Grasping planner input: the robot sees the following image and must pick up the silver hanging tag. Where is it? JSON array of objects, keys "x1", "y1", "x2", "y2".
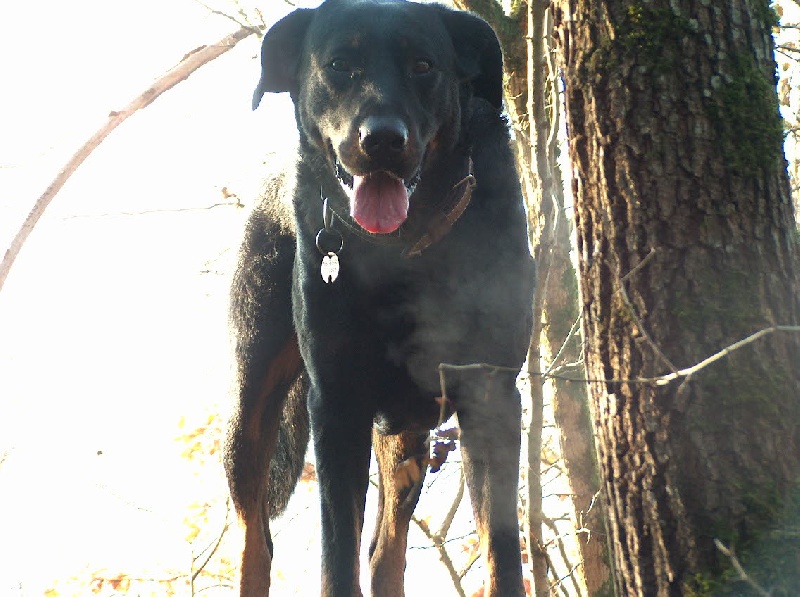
[
  {"x1": 321, "y1": 252, "x2": 340, "y2": 283},
  {"x1": 317, "y1": 195, "x2": 343, "y2": 284}
]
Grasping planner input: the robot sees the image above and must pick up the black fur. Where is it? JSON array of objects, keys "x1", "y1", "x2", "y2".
[{"x1": 225, "y1": 1, "x2": 534, "y2": 595}]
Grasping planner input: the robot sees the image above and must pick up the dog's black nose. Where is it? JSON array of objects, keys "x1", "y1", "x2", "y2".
[{"x1": 359, "y1": 117, "x2": 408, "y2": 158}]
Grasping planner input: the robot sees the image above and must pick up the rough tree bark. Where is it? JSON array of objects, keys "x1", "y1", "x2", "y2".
[{"x1": 554, "y1": 0, "x2": 800, "y2": 594}]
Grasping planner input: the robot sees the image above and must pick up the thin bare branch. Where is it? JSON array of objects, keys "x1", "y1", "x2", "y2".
[
  {"x1": 458, "y1": 545, "x2": 482, "y2": 580},
  {"x1": 193, "y1": 0, "x2": 264, "y2": 35},
  {"x1": 605, "y1": 246, "x2": 679, "y2": 373},
  {"x1": 62, "y1": 197, "x2": 242, "y2": 220},
  {"x1": 369, "y1": 472, "x2": 469, "y2": 596},
  {"x1": 619, "y1": 246, "x2": 657, "y2": 283},
  {"x1": 616, "y1": 281, "x2": 679, "y2": 374},
  {"x1": 192, "y1": 499, "x2": 232, "y2": 583},
  {"x1": 653, "y1": 325, "x2": 800, "y2": 386},
  {"x1": 437, "y1": 471, "x2": 466, "y2": 538},
  {"x1": 0, "y1": 25, "x2": 258, "y2": 293},
  {"x1": 441, "y1": 325, "x2": 800, "y2": 387},
  {"x1": 413, "y1": 511, "x2": 468, "y2": 597},
  {"x1": 714, "y1": 539, "x2": 771, "y2": 596},
  {"x1": 543, "y1": 314, "x2": 581, "y2": 376}
]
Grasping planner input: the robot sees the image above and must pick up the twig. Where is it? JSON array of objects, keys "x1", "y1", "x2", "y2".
[
  {"x1": 547, "y1": 360, "x2": 585, "y2": 376},
  {"x1": 714, "y1": 539, "x2": 771, "y2": 596},
  {"x1": 438, "y1": 470, "x2": 466, "y2": 538},
  {"x1": 195, "y1": 584, "x2": 236, "y2": 594},
  {"x1": 413, "y1": 506, "x2": 468, "y2": 596},
  {"x1": 616, "y1": 281, "x2": 679, "y2": 374},
  {"x1": 458, "y1": 544, "x2": 482, "y2": 580},
  {"x1": 441, "y1": 324, "x2": 800, "y2": 387},
  {"x1": 543, "y1": 516, "x2": 583, "y2": 596},
  {"x1": 193, "y1": 0, "x2": 263, "y2": 35},
  {"x1": 579, "y1": 490, "x2": 601, "y2": 534},
  {"x1": 652, "y1": 325, "x2": 800, "y2": 386},
  {"x1": 544, "y1": 314, "x2": 582, "y2": 376},
  {"x1": 62, "y1": 199, "x2": 242, "y2": 220},
  {"x1": 549, "y1": 563, "x2": 583, "y2": 596},
  {"x1": 619, "y1": 247, "x2": 657, "y2": 283},
  {"x1": 370, "y1": 473, "x2": 470, "y2": 597},
  {"x1": 440, "y1": 362, "x2": 520, "y2": 377},
  {"x1": 609, "y1": 249, "x2": 661, "y2": 375},
  {"x1": 0, "y1": 25, "x2": 259, "y2": 292},
  {"x1": 192, "y1": 498, "x2": 232, "y2": 583},
  {"x1": 776, "y1": 43, "x2": 800, "y2": 55}
]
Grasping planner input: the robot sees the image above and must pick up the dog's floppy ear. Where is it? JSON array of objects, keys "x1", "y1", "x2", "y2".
[
  {"x1": 253, "y1": 8, "x2": 315, "y2": 110},
  {"x1": 436, "y1": 7, "x2": 504, "y2": 111}
]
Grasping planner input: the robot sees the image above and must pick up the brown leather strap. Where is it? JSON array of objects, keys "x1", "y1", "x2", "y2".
[
  {"x1": 323, "y1": 159, "x2": 476, "y2": 258},
  {"x1": 402, "y1": 173, "x2": 476, "y2": 258}
]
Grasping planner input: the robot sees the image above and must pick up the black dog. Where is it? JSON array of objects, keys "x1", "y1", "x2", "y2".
[{"x1": 224, "y1": 1, "x2": 534, "y2": 595}]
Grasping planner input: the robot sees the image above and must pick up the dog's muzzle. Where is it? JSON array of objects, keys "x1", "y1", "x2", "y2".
[{"x1": 334, "y1": 116, "x2": 422, "y2": 234}]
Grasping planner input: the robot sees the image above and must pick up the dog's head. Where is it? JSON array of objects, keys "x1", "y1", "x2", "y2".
[{"x1": 252, "y1": 0, "x2": 503, "y2": 235}]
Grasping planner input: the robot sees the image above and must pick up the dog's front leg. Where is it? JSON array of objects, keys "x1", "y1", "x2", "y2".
[
  {"x1": 309, "y1": 388, "x2": 373, "y2": 597},
  {"x1": 369, "y1": 429, "x2": 427, "y2": 597},
  {"x1": 458, "y1": 372, "x2": 526, "y2": 597}
]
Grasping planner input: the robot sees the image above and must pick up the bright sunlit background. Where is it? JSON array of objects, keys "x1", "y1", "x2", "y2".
[
  {"x1": 4, "y1": 1, "x2": 800, "y2": 596},
  {"x1": 0, "y1": 1, "x2": 488, "y2": 596}
]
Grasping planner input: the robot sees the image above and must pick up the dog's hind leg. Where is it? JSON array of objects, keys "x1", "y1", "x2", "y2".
[
  {"x1": 225, "y1": 335, "x2": 306, "y2": 596},
  {"x1": 369, "y1": 429, "x2": 427, "y2": 597},
  {"x1": 224, "y1": 203, "x2": 308, "y2": 596},
  {"x1": 457, "y1": 371, "x2": 526, "y2": 597}
]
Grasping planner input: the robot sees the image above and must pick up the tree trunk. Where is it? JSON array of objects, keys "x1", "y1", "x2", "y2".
[
  {"x1": 554, "y1": 0, "x2": 800, "y2": 594},
  {"x1": 456, "y1": 1, "x2": 613, "y2": 593},
  {"x1": 527, "y1": 2, "x2": 613, "y2": 593},
  {"x1": 544, "y1": 201, "x2": 614, "y2": 597}
]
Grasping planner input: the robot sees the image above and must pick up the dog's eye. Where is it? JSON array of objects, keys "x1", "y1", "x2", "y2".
[
  {"x1": 412, "y1": 59, "x2": 433, "y2": 75},
  {"x1": 329, "y1": 58, "x2": 352, "y2": 73}
]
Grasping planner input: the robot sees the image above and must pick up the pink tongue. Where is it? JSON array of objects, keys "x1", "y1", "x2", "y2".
[{"x1": 351, "y1": 172, "x2": 409, "y2": 234}]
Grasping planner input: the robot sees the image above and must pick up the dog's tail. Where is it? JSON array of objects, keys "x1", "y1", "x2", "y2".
[
  {"x1": 265, "y1": 367, "x2": 309, "y2": 515},
  {"x1": 225, "y1": 291, "x2": 310, "y2": 521},
  {"x1": 225, "y1": 180, "x2": 310, "y2": 521},
  {"x1": 224, "y1": 331, "x2": 309, "y2": 521}
]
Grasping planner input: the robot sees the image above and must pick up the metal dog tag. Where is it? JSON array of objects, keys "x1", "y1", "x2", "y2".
[{"x1": 321, "y1": 252, "x2": 340, "y2": 283}]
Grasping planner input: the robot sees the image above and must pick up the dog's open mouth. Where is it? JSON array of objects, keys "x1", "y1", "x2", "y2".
[{"x1": 337, "y1": 164, "x2": 419, "y2": 234}]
